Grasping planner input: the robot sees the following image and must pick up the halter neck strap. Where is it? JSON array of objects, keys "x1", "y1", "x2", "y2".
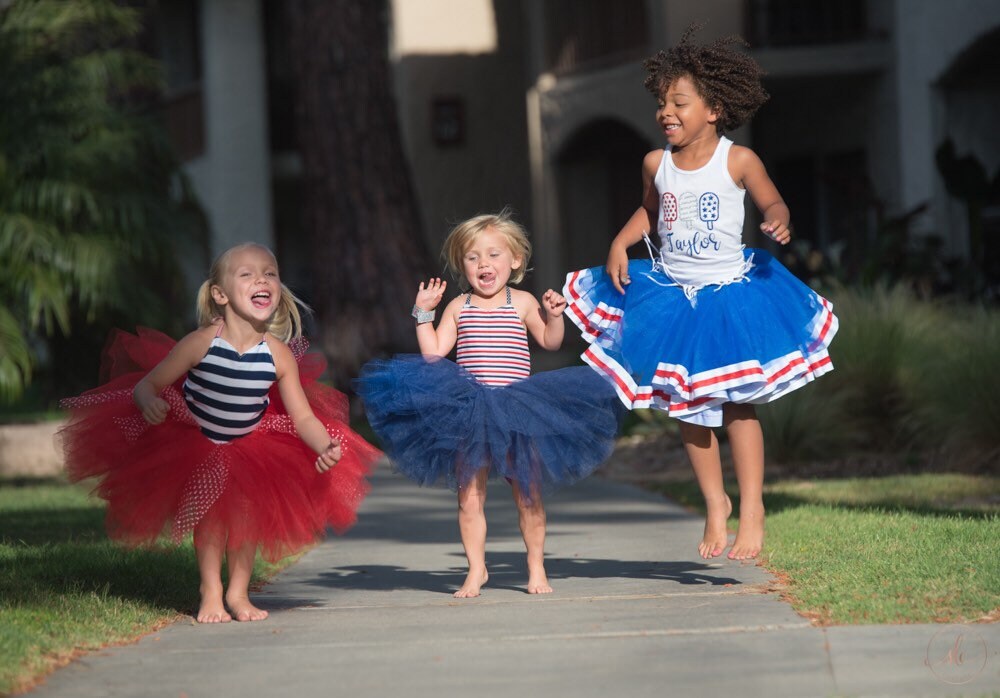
[{"x1": 463, "y1": 287, "x2": 512, "y2": 307}]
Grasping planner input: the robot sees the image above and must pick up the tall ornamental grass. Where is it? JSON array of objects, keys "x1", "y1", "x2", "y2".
[
  {"x1": 753, "y1": 285, "x2": 997, "y2": 467},
  {"x1": 902, "y1": 307, "x2": 1000, "y2": 466}
]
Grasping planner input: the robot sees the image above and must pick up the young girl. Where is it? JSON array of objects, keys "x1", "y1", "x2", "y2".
[
  {"x1": 60, "y1": 243, "x2": 378, "y2": 623},
  {"x1": 357, "y1": 212, "x2": 620, "y2": 598},
  {"x1": 563, "y1": 28, "x2": 838, "y2": 561}
]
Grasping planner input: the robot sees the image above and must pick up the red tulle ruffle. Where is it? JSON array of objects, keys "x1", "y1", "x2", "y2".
[{"x1": 60, "y1": 327, "x2": 379, "y2": 561}]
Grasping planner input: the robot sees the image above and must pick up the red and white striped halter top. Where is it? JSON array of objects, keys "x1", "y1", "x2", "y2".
[{"x1": 456, "y1": 287, "x2": 531, "y2": 387}]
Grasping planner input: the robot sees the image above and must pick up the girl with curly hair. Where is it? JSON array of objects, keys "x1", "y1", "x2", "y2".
[{"x1": 563, "y1": 26, "x2": 838, "y2": 561}]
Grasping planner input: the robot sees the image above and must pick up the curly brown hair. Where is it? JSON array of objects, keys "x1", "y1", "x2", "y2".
[{"x1": 643, "y1": 24, "x2": 769, "y2": 133}]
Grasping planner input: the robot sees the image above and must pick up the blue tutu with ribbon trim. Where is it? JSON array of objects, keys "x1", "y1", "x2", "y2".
[
  {"x1": 563, "y1": 248, "x2": 838, "y2": 427},
  {"x1": 355, "y1": 355, "x2": 622, "y2": 494}
]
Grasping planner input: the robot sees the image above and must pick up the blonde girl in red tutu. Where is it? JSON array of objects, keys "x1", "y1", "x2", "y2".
[{"x1": 61, "y1": 243, "x2": 378, "y2": 623}]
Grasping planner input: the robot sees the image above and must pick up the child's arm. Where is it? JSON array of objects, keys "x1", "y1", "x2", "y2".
[
  {"x1": 606, "y1": 149, "x2": 664, "y2": 293},
  {"x1": 269, "y1": 338, "x2": 342, "y2": 473},
  {"x1": 132, "y1": 326, "x2": 215, "y2": 424},
  {"x1": 730, "y1": 145, "x2": 791, "y2": 245},
  {"x1": 518, "y1": 289, "x2": 566, "y2": 351},
  {"x1": 414, "y1": 279, "x2": 460, "y2": 357}
]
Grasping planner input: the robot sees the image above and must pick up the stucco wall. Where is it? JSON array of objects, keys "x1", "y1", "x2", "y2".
[{"x1": 894, "y1": 0, "x2": 1000, "y2": 242}]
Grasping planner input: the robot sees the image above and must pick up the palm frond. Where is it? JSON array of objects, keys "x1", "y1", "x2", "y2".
[
  {"x1": 0, "y1": 0, "x2": 208, "y2": 404},
  {"x1": 0, "y1": 306, "x2": 33, "y2": 402}
]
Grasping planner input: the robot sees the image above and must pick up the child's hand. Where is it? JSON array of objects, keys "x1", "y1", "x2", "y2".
[
  {"x1": 542, "y1": 289, "x2": 567, "y2": 317},
  {"x1": 315, "y1": 439, "x2": 342, "y2": 473},
  {"x1": 415, "y1": 278, "x2": 447, "y2": 311},
  {"x1": 134, "y1": 381, "x2": 170, "y2": 425},
  {"x1": 137, "y1": 395, "x2": 170, "y2": 425},
  {"x1": 761, "y1": 220, "x2": 791, "y2": 245},
  {"x1": 605, "y1": 245, "x2": 631, "y2": 294}
]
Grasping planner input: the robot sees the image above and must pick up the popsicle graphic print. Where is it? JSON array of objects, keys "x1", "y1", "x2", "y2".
[
  {"x1": 700, "y1": 192, "x2": 719, "y2": 230},
  {"x1": 679, "y1": 192, "x2": 698, "y2": 229},
  {"x1": 662, "y1": 192, "x2": 677, "y2": 230}
]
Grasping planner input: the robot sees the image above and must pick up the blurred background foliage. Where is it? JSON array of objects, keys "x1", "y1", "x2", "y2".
[{"x1": 0, "y1": 0, "x2": 207, "y2": 411}]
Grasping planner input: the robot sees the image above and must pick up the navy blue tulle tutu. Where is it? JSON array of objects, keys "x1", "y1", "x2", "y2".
[
  {"x1": 356, "y1": 356, "x2": 622, "y2": 495},
  {"x1": 563, "y1": 248, "x2": 838, "y2": 427}
]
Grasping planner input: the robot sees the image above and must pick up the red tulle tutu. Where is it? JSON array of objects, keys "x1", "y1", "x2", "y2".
[{"x1": 59, "y1": 327, "x2": 380, "y2": 562}]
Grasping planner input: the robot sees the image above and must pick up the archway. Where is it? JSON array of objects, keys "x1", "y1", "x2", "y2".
[{"x1": 554, "y1": 119, "x2": 652, "y2": 274}]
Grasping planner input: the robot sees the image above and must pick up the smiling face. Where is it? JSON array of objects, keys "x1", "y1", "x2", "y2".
[
  {"x1": 461, "y1": 227, "x2": 522, "y2": 298},
  {"x1": 655, "y1": 75, "x2": 719, "y2": 148},
  {"x1": 211, "y1": 245, "x2": 281, "y2": 326}
]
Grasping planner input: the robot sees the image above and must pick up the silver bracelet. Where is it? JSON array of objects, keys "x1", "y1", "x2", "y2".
[{"x1": 411, "y1": 305, "x2": 436, "y2": 324}]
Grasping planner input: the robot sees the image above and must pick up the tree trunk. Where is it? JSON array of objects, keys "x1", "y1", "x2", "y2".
[{"x1": 285, "y1": 0, "x2": 430, "y2": 388}]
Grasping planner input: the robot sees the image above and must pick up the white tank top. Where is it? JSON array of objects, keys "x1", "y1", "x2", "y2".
[{"x1": 654, "y1": 137, "x2": 750, "y2": 296}]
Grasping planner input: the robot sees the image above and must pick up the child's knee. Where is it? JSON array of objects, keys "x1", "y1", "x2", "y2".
[
  {"x1": 515, "y1": 495, "x2": 545, "y2": 519},
  {"x1": 457, "y1": 489, "x2": 486, "y2": 515}
]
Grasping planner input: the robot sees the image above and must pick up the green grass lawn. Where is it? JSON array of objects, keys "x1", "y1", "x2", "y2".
[
  {"x1": 0, "y1": 481, "x2": 289, "y2": 695},
  {"x1": 654, "y1": 474, "x2": 1000, "y2": 625}
]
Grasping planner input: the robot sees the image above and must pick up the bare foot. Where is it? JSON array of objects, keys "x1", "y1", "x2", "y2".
[
  {"x1": 526, "y1": 565, "x2": 552, "y2": 594},
  {"x1": 453, "y1": 568, "x2": 488, "y2": 598},
  {"x1": 197, "y1": 584, "x2": 232, "y2": 624},
  {"x1": 728, "y1": 500, "x2": 765, "y2": 560},
  {"x1": 225, "y1": 593, "x2": 269, "y2": 622},
  {"x1": 698, "y1": 494, "x2": 733, "y2": 559}
]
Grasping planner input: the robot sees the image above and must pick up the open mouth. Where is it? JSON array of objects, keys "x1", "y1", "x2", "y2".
[
  {"x1": 478, "y1": 271, "x2": 496, "y2": 287},
  {"x1": 251, "y1": 290, "x2": 272, "y2": 308}
]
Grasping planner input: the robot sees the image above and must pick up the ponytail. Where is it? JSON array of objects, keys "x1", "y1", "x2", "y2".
[
  {"x1": 266, "y1": 283, "x2": 309, "y2": 343},
  {"x1": 195, "y1": 279, "x2": 222, "y2": 328}
]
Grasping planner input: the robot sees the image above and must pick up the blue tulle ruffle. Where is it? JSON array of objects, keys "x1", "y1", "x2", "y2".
[
  {"x1": 563, "y1": 248, "x2": 838, "y2": 426},
  {"x1": 356, "y1": 356, "x2": 622, "y2": 494}
]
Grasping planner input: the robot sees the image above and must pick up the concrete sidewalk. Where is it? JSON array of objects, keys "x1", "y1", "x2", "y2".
[{"x1": 30, "y1": 463, "x2": 1000, "y2": 698}]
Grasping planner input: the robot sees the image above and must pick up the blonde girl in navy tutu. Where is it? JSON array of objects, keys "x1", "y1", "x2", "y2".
[
  {"x1": 564, "y1": 27, "x2": 838, "y2": 561},
  {"x1": 61, "y1": 243, "x2": 378, "y2": 623},
  {"x1": 358, "y1": 211, "x2": 620, "y2": 597}
]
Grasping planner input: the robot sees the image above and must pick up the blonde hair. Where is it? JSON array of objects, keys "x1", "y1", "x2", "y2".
[
  {"x1": 442, "y1": 209, "x2": 532, "y2": 290},
  {"x1": 194, "y1": 242, "x2": 308, "y2": 343}
]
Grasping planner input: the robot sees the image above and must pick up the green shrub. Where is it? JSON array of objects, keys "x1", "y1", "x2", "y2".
[
  {"x1": 824, "y1": 283, "x2": 942, "y2": 448},
  {"x1": 757, "y1": 381, "x2": 863, "y2": 463},
  {"x1": 904, "y1": 306, "x2": 1000, "y2": 466}
]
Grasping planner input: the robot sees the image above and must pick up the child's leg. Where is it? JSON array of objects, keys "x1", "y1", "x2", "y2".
[
  {"x1": 679, "y1": 420, "x2": 732, "y2": 559},
  {"x1": 225, "y1": 540, "x2": 269, "y2": 621},
  {"x1": 511, "y1": 482, "x2": 551, "y2": 594},
  {"x1": 193, "y1": 527, "x2": 231, "y2": 623},
  {"x1": 723, "y1": 403, "x2": 765, "y2": 560},
  {"x1": 455, "y1": 467, "x2": 489, "y2": 598}
]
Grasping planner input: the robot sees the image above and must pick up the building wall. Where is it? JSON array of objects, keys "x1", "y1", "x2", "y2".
[
  {"x1": 390, "y1": 0, "x2": 532, "y2": 272},
  {"x1": 386, "y1": 0, "x2": 1000, "y2": 284},
  {"x1": 528, "y1": 62, "x2": 662, "y2": 285},
  {"x1": 894, "y1": 0, "x2": 1000, "y2": 251}
]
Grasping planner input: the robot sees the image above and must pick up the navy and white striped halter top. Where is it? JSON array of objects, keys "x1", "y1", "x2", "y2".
[
  {"x1": 182, "y1": 331, "x2": 277, "y2": 443},
  {"x1": 455, "y1": 287, "x2": 530, "y2": 387}
]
